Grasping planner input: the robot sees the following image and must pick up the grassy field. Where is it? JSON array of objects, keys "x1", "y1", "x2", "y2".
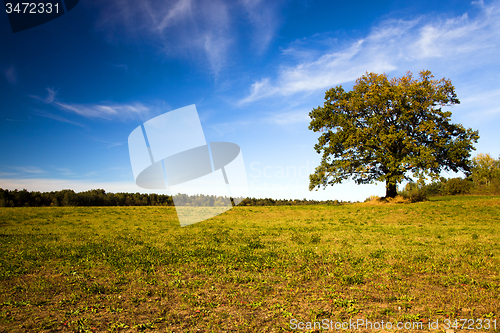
[{"x1": 0, "y1": 196, "x2": 499, "y2": 332}]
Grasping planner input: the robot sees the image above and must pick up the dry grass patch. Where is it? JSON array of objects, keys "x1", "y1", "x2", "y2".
[{"x1": 363, "y1": 194, "x2": 420, "y2": 205}]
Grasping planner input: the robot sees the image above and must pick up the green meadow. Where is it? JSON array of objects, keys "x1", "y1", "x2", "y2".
[{"x1": 0, "y1": 196, "x2": 499, "y2": 332}]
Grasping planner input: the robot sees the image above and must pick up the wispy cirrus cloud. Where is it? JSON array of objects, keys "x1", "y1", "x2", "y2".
[
  {"x1": 30, "y1": 88, "x2": 150, "y2": 121},
  {"x1": 54, "y1": 168, "x2": 75, "y2": 176},
  {"x1": 93, "y1": 0, "x2": 231, "y2": 74},
  {"x1": 459, "y1": 87, "x2": 500, "y2": 123},
  {"x1": 9, "y1": 166, "x2": 45, "y2": 174},
  {"x1": 53, "y1": 101, "x2": 149, "y2": 120},
  {"x1": 207, "y1": 108, "x2": 308, "y2": 137},
  {"x1": 208, "y1": 120, "x2": 251, "y2": 136},
  {"x1": 239, "y1": 0, "x2": 280, "y2": 54},
  {"x1": 90, "y1": 0, "x2": 281, "y2": 75},
  {"x1": 30, "y1": 87, "x2": 58, "y2": 104},
  {"x1": 264, "y1": 109, "x2": 310, "y2": 126},
  {"x1": 91, "y1": 138, "x2": 123, "y2": 149},
  {"x1": 239, "y1": 1, "x2": 500, "y2": 103}
]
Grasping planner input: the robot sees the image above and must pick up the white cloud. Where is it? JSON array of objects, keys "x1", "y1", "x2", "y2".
[
  {"x1": 92, "y1": 0, "x2": 232, "y2": 74},
  {"x1": 239, "y1": 0, "x2": 279, "y2": 53},
  {"x1": 30, "y1": 87, "x2": 57, "y2": 103},
  {"x1": 459, "y1": 88, "x2": 500, "y2": 122},
  {"x1": 55, "y1": 168, "x2": 75, "y2": 176},
  {"x1": 264, "y1": 109, "x2": 310, "y2": 126},
  {"x1": 90, "y1": 0, "x2": 281, "y2": 74},
  {"x1": 156, "y1": 0, "x2": 192, "y2": 31},
  {"x1": 202, "y1": 31, "x2": 231, "y2": 75},
  {"x1": 208, "y1": 120, "x2": 250, "y2": 136},
  {"x1": 240, "y1": 1, "x2": 500, "y2": 103},
  {"x1": 30, "y1": 88, "x2": 150, "y2": 121},
  {"x1": 91, "y1": 138, "x2": 123, "y2": 149},
  {"x1": 54, "y1": 101, "x2": 149, "y2": 120},
  {"x1": 238, "y1": 78, "x2": 278, "y2": 105},
  {"x1": 8, "y1": 166, "x2": 45, "y2": 174},
  {"x1": 43, "y1": 88, "x2": 57, "y2": 103},
  {"x1": 206, "y1": 108, "x2": 309, "y2": 138}
]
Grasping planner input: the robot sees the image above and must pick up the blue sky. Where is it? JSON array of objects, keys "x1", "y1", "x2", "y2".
[{"x1": 1, "y1": 0, "x2": 499, "y2": 201}]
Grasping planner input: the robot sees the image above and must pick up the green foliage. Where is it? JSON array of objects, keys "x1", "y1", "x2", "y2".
[
  {"x1": 309, "y1": 70, "x2": 479, "y2": 197},
  {"x1": 0, "y1": 188, "x2": 175, "y2": 207},
  {"x1": 444, "y1": 177, "x2": 473, "y2": 195},
  {"x1": 471, "y1": 154, "x2": 500, "y2": 194},
  {"x1": 238, "y1": 197, "x2": 342, "y2": 206},
  {"x1": 400, "y1": 171, "x2": 499, "y2": 198},
  {"x1": 0, "y1": 189, "x2": 346, "y2": 207},
  {"x1": 400, "y1": 181, "x2": 428, "y2": 202},
  {"x1": 424, "y1": 177, "x2": 447, "y2": 196}
]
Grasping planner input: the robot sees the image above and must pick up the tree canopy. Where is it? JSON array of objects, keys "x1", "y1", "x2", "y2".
[
  {"x1": 471, "y1": 153, "x2": 500, "y2": 187},
  {"x1": 308, "y1": 70, "x2": 480, "y2": 198}
]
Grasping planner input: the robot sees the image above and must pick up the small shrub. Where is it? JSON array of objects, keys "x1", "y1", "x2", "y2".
[
  {"x1": 399, "y1": 182, "x2": 427, "y2": 202},
  {"x1": 425, "y1": 177, "x2": 447, "y2": 195},
  {"x1": 444, "y1": 177, "x2": 472, "y2": 195},
  {"x1": 364, "y1": 195, "x2": 380, "y2": 203}
]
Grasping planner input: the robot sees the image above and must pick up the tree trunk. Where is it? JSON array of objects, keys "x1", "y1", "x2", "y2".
[{"x1": 385, "y1": 182, "x2": 398, "y2": 198}]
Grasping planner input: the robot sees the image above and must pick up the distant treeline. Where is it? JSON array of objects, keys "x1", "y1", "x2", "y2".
[
  {"x1": 3, "y1": 154, "x2": 498, "y2": 207},
  {"x1": 0, "y1": 188, "x2": 344, "y2": 207}
]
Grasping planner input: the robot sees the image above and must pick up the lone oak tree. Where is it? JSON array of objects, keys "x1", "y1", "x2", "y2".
[{"x1": 308, "y1": 70, "x2": 479, "y2": 198}]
